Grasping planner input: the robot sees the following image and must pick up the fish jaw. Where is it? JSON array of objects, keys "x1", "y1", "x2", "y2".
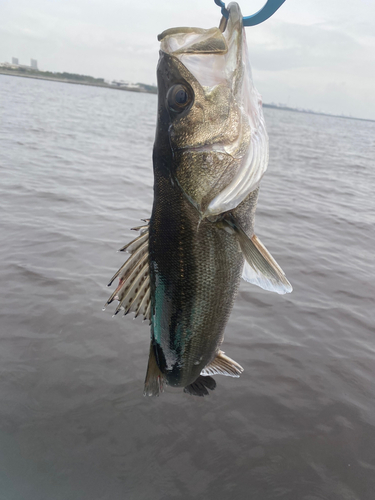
[{"x1": 156, "y1": 2, "x2": 269, "y2": 218}]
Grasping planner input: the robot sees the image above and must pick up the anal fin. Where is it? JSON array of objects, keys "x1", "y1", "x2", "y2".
[
  {"x1": 144, "y1": 343, "x2": 165, "y2": 397},
  {"x1": 200, "y1": 350, "x2": 243, "y2": 378}
]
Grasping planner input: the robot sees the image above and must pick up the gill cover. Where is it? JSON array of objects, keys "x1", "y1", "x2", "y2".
[{"x1": 158, "y1": 2, "x2": 269, "y2": 217}]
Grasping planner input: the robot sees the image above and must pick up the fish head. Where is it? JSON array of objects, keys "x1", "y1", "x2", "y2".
[{"x1": 154, "y1": 2, "x2": 268, "y2": 217}]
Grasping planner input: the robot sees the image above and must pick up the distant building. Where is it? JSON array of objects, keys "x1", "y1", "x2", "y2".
[
  {"x1": 4, "y1": 57, "x2": 39, "y2": 71},
  {"x1": 111, "y1": 80, "x2": 140, "y2": 89}
]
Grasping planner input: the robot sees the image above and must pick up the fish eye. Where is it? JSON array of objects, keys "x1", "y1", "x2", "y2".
[{"x1": 167, "y1": 84, "x2": 192, "y2": 113}]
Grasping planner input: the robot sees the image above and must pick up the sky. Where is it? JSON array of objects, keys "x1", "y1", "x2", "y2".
[{"x1": 1, "y1": 0, "x2": 375, "y2": 119}]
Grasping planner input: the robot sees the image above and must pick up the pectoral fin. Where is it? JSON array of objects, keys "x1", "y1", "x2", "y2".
[
  {"x1": 144, "y1": 343, "x2": 165, "y2": 397},
  {"x1": 224, "y1": 215, "x2": 292, "y2": 295},
  {"x1": 200, "y1": 350, "x2": 243, "y2": 378}
]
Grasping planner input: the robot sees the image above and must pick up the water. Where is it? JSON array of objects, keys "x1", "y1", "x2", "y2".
[{"x1": 1, "y1": 73, "x2": 375, "y2": 499}]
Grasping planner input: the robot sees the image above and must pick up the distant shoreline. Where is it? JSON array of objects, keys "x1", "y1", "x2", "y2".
[
  {"x1": 262, "y1": 103, "x2": 375, "y2": 124},
  {"x1": 1, "y1": 69, "x2": 373, "y2": 123},
  {"x1": 0, "y1": 69, "x2": 156, "y2": 95}
]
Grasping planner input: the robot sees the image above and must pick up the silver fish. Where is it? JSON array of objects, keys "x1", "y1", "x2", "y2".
[{"x1": 106, "y1": 2, "x2": 292, "y2": 397}]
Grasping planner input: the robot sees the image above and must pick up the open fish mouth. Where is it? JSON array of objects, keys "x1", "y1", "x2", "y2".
[{"x1": 158, "y1": 2, "x2": 269, "y2": 218}]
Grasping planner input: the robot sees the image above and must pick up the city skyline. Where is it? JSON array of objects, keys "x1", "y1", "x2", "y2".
[
  {"x1": 3, "y1": 57, "x2": 374, "y2": 122},
  {"x1": 1, "y1": 0, "x2": 374, "y2": 120}
]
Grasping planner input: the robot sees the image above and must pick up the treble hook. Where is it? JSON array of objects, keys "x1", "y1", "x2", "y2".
[{"x1": 214, "y1": 0, "x2": 286, "y2": 26}]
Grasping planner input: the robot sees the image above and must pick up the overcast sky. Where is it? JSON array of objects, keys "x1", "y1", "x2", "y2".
[{"x1": 1, "y1": 0, "x2": 375, "y2": 119}]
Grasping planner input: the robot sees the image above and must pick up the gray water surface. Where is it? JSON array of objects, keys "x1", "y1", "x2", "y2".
[{"x1": 1, "y1": 73, "x2": 375, "y2": 500}]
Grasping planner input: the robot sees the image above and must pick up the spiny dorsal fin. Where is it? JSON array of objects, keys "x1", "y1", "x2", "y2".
[
  {"x1": 105, "y1": 220, "x2": 151, "y2": 321},
  {"x1": 200, "y1": 350, "x2": 243, "y2": 378},
  {"x1": 144, "y1": 343, "x2": 165, "y2": 397},
  {"x1": 184, "y1": 376, "x2": 216, "y2": 397},
  {"x1": 223, "y1": 215, "x2": 292, "y2": 295}
]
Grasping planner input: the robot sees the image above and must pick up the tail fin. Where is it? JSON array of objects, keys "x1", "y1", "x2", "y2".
[{"x1": 184, "y1": 376, "x2": 216, "y2": 397}]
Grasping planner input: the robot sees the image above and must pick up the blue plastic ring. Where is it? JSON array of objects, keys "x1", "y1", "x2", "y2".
[{"x1": 214, "y1": 0, "x2": 286, "y2": 26}]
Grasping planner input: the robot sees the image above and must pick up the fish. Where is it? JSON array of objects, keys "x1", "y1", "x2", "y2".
[{"x1": 105, "y1": 2, "x2": 292, "y2": 397}]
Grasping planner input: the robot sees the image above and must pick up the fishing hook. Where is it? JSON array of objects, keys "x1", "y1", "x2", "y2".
[{"x1": 214, "y1": 0, "x2": 286, "y2": 26}]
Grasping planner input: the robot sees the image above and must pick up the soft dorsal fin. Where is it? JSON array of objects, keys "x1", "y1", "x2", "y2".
[
  {"x1": 200, "y1": 350, "x2": 243, "y2": 378},
  {"x1": 223, "y1": 215, "x2": 292, "y2": 295},
  {"x1": 144, "y1": 343, "x2": 165, "y2": 397}
]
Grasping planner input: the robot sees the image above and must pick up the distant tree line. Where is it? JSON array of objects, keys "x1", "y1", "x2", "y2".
[
  {"x1": 1, "y1": 65, "x2": 157, "y2": 94},
  {"x1": 2, "y1": 66, "x2": 105, "y2": 83},
  {"x1": 137, "y1": 83, "x2": 157, "y2": 94}
]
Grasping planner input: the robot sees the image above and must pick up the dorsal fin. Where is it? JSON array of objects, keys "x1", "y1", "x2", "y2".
[
  {"x1": 105, "y1": 220, "x2": 151, "y2": 322},
  {"x1": 200, "y1": 350, "x2": 243, "y2": 378},
  {"x1": 144, "y1": 343, "x2": 165, "y2": 397}
]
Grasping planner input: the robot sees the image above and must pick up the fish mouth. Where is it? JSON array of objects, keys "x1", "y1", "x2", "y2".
[
  {"x1": 173, "y1": 142, "x2": 231, "y2": 155},
  {"x1": 159, "y1": 2, "x2": 269, "y2": 217},
  {"x1": 159, "y1": 3, "x2": 243, "y2": 90}
]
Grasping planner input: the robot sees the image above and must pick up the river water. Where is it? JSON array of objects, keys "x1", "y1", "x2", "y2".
[{"x1": 1, "y1": 73, "x2": 375, "y2": 499}]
